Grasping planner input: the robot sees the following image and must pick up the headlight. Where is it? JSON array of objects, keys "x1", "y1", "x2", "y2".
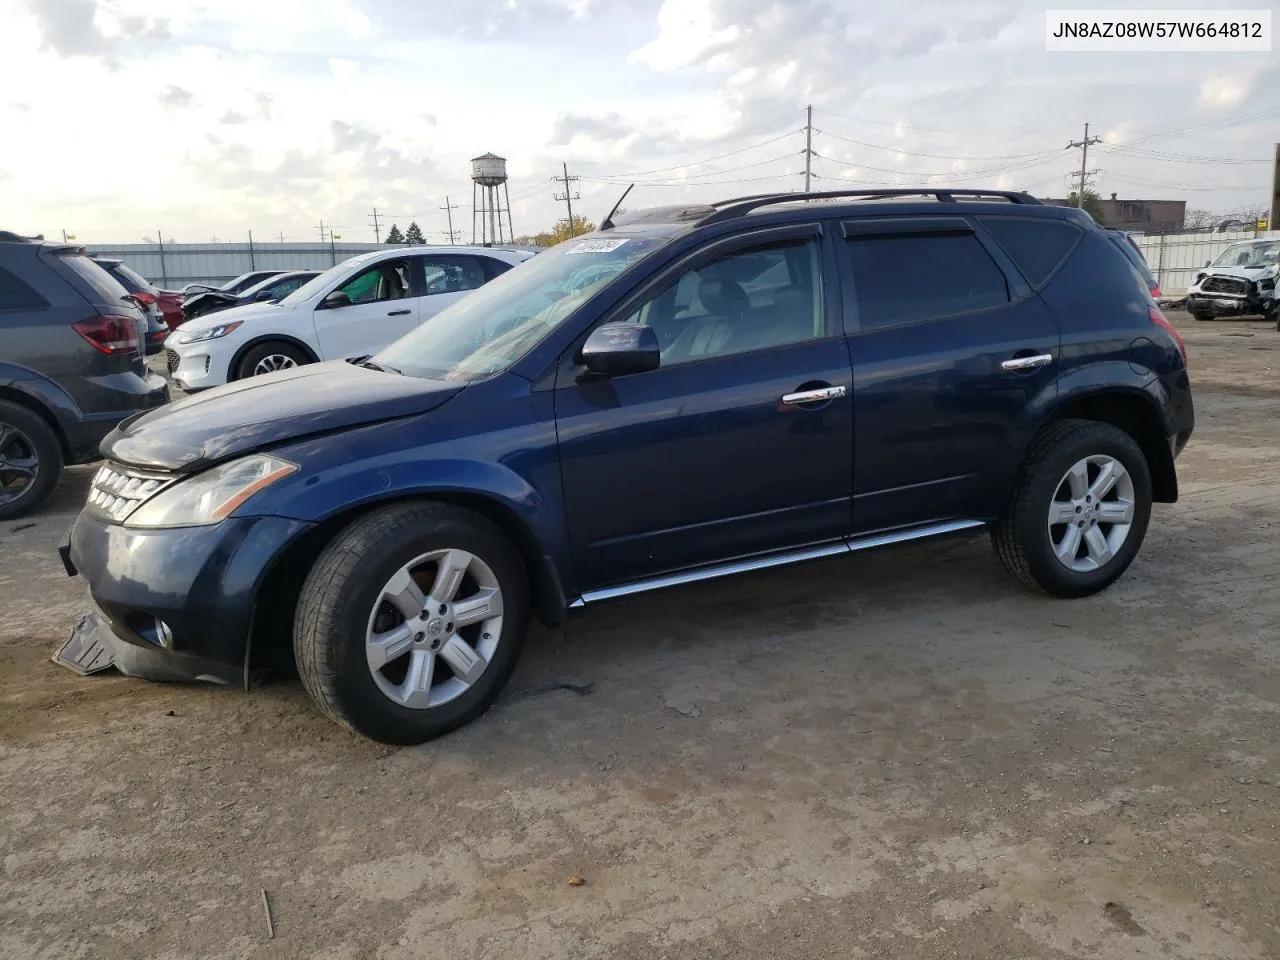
[
  {"x1": 176, "y1": 320, "x2": 243, "y2": 344},
  {"x1": 125, "y1": 454, "x2": 297, "y2": 528}
]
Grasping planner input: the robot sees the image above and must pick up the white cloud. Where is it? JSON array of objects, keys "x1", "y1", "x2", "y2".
[
  {"x1": 628, "y1": 0, "x2": 740, "y2": 71},
  {"x1": 329, "y1": 57, "x2": 359, "y2": 80},
  {"x1": 1198, "y1": 71, "x2": 1255, "y2": 108}
]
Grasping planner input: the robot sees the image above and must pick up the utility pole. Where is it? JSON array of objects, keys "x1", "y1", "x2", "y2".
[
  {"x1": 248, "y1": 230, "x2": 255, "y2": 268},
  {"x1": 554, "y1": 163, "x2": 581, "y2": 237},
  {"x1": 369, "y1": 208, "x2": 381, "y2": 244},
  {"x1": 329, "y1": 230, "x2": 340, "y2": 266},
  {"x1": 1065, "y1": 122, "x2": 1102, "y2": 207},
  {"x1": 157, "y1": 229, "x2": 169, "y2": 287},
  {"x1": 804, "y1": 104, "x2": 814, "y2": 193},
  {"x1": 278, "y1": 231, "x2": 285, "y2": 243},
  {"x1": 440, "y1": 195, "x2": 460, "y2": 245},
  {"x1": 316, "y1": 220, "x2": 327, "y2": 243}
]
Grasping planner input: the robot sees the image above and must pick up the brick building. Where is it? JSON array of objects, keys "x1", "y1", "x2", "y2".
[{"x1": 1043, "y1": 195, "x2": 1187, "y2": 234}]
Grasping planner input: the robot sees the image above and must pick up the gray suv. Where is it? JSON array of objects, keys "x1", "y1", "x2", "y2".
[{"x1": 0, "y1": 232, "x2": 169, "y2": 519}]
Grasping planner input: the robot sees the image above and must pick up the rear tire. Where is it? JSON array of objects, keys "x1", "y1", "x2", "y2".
[
  {"x1": 992, "y1": 419, "x2": 1152, "y2": 598},
  {"x1": 0, "y1": 401, "x2": 63, "y2": 521},
  {"x1": 294, "y1": 502, "x2": 530, "y2": 745},
  {"x1": 235, "y1": 341, "x2": 311, "y2": 380},
  {"x1": 1189, "y1": 310, "x2": 1213, "y2": 322}
]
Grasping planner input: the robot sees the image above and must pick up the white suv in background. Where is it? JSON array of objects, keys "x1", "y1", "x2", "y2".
[{"x1": 165, "y1": 245, "x2": 534, "y2": 389}]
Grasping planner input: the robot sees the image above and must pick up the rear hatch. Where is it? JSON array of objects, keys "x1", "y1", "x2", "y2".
[{"x1": 44, "y1": 248, "x2": 148, "y2": 375}]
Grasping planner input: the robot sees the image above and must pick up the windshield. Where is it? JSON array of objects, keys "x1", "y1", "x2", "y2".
[
  {"x1": 278, "y1": 256, "x2": 373, "y2": 306},
  {"x1": 374, "y1": 235, "x2": 669, "y2": 381},
  {"x1": 1211, "y1": 241, "x2": 1280, "y2": 269}
]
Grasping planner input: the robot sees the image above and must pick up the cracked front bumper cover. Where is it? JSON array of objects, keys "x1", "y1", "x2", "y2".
[{"x1": 53, "y1": 611, "x2": 239, "y2": 686}]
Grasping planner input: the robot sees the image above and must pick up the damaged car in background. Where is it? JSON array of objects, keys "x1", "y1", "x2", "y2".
[{"x1": 1186, "y1": 239, "x2": 1279, "y2": 322}]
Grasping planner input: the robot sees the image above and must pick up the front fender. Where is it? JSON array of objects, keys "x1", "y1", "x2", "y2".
[{"x1": 242, "y1": 380, "x2": 574, "y2": 599}]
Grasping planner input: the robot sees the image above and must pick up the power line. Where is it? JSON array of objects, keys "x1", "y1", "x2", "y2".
[
  {"x1": 581, "y1": 172, "x2": 803, "y2": 188},
  {"x1": 584, "y1": 128, "x2": 801, "y2": 179},
  {"x1": 809, "y1": 149, "x2": 1061, "y2": 181},
  {"x1": 1097, "y1": 145, "x2": 1269, "y2": 164},
  {"x1": 811, "y1": 106, "x2": 1072, "y2": 136},
  {"x1": 814, "y1": 127, "x2": 1058, "y2": 162}
]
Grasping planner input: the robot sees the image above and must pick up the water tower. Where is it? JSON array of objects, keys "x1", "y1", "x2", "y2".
[{"x1": 471, "y1": 152, "x2": 513, "y2": 245}]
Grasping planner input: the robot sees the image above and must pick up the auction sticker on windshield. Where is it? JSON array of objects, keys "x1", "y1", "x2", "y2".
[{"x1": 566, "y1": 238, "x2": 630, "y2": 255}]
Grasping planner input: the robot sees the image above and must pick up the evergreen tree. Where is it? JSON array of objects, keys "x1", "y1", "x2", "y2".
[
  {"x1": 404, "y1": 221, "x2": 425, "y2": 245},
  {"x1": 384, "y1": 223, "x2": 405, "y2": 244}
]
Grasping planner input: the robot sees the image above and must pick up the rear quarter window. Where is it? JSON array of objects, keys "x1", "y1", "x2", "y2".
[
  {"x1": 56, "y1": 254, "x2": 131, "y2": 306},
  {"x1": 978, "y1": 217, "x2": 1082, "y2": 288},
  {"x1": 0, "y1": 265, "x2": 49, "y2": 311}
]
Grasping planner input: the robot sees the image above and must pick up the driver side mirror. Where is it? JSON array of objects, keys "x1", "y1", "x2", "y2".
[
  {"x1": 1204, "y1": 260, "x2": 1211, "y2": 267},
  {"x1": 321, "y1": 290, "x2": 353, "y2": 309},
  {"x1": 253, "y1": 289, "x2": 276, "y2": 302},
  {"x1": 580, "y1": 322, "x2": 660, "y2": 379}
]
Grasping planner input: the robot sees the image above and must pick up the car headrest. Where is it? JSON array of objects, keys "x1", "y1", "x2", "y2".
[{"x1": 697, "y1": 278, "x2": 749, "y2": 318}]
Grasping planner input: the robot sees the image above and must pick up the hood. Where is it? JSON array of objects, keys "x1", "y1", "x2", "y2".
[
  {"x1": 176, "y1": 299, "x2": 280, "y2": 334},
  {"x1": 1202, "y1": 265, "x2": 1277, "y2": 281},
  {"x1": 103, "y1": 360, "x2": 464, "y2": 471}
]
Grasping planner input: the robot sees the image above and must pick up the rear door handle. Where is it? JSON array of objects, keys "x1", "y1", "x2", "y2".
[
  {"x1": 1001, "y1": 353, "x2": 1053, "y2": 372},
  {"x1": 781, "y1": 385, "x2": 847, "y2": 406},
  {"x1": 387, "y1": 309, "x2": 412, "y2": 316}
]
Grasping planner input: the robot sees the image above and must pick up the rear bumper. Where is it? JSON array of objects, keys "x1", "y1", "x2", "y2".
[
  {"x1": 61, "y1": 371, "x2": 170, "y2": 463},
  {"x1": 59, "y1": 510, "x2": 313, "y2": 685}
]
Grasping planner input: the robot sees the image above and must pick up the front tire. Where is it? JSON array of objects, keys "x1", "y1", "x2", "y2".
[
  {"x1": 1189, "y1": 310, "x2": 1213, "y2": 322},
  {"x1": 294, "y1": 502, "x2": 530, "y2": 744},
  {"x1": 235, "y1": 341, "x2": 311, "y2": 380},
  {"x1": 993, "y1": 419, "x2": 1152, "y2": 598},
  {"x1": 0, "y1": 401, "x2": 63, "y2": 521}
]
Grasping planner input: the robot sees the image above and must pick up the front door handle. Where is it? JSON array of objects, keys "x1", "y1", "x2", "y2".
[
  {"x1": 1001, "y1": 353, "x2": 1053, "y2": 372},
  {"x1": 781, "y1": 385, "x2": 847, "y2": 406},
  {"x1": 387, "y1": 309, "x2": 412, "y2": 316}
]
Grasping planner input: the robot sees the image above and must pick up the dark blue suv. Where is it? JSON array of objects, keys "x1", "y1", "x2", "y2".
[{"x1": 56, "y1": 190, "x2": 1194, "y2": 744}]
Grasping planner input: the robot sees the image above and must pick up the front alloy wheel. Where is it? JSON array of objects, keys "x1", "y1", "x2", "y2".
[
  {"x1": 365, "y1": 549, "x2": 505, "y2": 710},
  {"x1": 295, "y1": 502, "x2": 529, "y2": 744}
]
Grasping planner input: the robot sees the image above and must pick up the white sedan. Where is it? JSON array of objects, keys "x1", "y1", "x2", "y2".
[{"x1": 165, "y1": 246, "x2": 534, "y2": 390}]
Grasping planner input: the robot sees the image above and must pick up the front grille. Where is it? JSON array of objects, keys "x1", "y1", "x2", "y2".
[
  {"x1": 86, "y1": 463, "x2": 176, "y2": 523},
  {"x1": 165, "y1": 348, "x2": 180, "y2": 374},
  {"x1": 1202, "y1": 275, "x2": 1251, "y2": 296}
]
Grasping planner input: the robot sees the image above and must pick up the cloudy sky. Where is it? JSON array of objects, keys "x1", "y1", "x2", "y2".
[{"x1": 0, "y1": 0, "x2": 1276, "y2": 244}]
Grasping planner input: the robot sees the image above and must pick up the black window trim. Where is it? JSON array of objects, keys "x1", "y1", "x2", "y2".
[
  {"x1": 975, "y1": 214, "x2": 1084, "y2": 292},
  {"x1": 837, "y1": 215, "x2": 1033, "y2": 335},
  {"x1": 550, "y1": 222, "x2": 837, "y2": 387}
]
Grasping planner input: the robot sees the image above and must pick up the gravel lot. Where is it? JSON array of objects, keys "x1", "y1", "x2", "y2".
[{"x1": 2, "y1": 311, "x2": 1278, "y2": 960}]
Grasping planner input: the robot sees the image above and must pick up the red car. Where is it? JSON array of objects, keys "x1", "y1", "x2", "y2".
[{"x1": 155, "y1": 289, "x2": 185, "y2": 330}]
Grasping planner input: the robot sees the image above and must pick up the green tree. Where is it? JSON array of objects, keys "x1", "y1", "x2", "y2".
[
  {"x1": 514, "y1": 216, "x2": 597, "y2": 248},
  {"x1": 404, "y1": 221, "x2": 425, "y2": 245},
  {"x1": 1067, "y1": 190, "x2": 1107, "y2": 224},
  {"x1": 384, "y1": 223, "x2": 405, "y2": 244}
]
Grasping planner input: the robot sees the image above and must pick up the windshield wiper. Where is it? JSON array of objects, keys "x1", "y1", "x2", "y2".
[{"x1": 353, "y1": 357, "x2": 402, "y2": 375}]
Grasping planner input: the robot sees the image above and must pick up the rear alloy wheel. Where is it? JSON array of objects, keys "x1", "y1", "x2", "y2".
[
  {"x1": 294, "y1": 503, "x2": 529, "y2": 744},
  {"x1": 0, "y1": 401, "x2": 63, "y2": 521},
  {"x1": 993, "y1": 419, "x2": 1152, "y2": 598},
  {"x1": 236, "y1": 341, "x2": 310, "y2": 380}
]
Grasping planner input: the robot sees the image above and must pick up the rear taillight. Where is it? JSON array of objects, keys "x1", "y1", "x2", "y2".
[
  {"x1": 1149, "y1": 305, "x2": 1186, "y2": 364},
  {"x1": 1151, "y1": 285, "x2": 1162, "y2": 298},
  {"x1": 72, "y1": 315, "x2": 140, "y2": 356},
  {"x1": 132, "y1": 290, "x2": 157, "y2": 306}
]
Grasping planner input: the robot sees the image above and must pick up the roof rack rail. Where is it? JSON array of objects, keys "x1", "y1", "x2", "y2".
[{"x1": 697, "y1": 189, "x2": 1041, "y2": 226}]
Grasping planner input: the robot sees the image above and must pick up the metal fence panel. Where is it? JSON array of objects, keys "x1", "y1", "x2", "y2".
[
  {"x1": 1133, "y1": 230, "x2": 1280, "y2": 295},
  {"x1": 82, "y1": 242, "x2": 391, "y2": 288}
]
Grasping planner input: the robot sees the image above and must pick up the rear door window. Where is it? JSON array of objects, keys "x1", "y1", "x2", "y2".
[
  {"x1": 845, "y1": 232, "x2": 1010, "y2": 329},
  {"x1": 978, "y1": 217, "x2": 1081, "y2": 288},
  {"x1": 0, "y1": 265, "x2": 49, "y2": 311},
  {"x1": 421, "y1": 256, "x2": 487, "y2": 296}
]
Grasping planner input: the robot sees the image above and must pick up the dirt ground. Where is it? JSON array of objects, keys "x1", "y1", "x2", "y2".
[{"x1": 2, "y1": 311, "x2": 1278, "y2": 960}]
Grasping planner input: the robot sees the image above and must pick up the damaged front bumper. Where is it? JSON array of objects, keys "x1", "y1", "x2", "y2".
[{"x1": 54, "y1": 609, "x2": 240, "y2": 686}]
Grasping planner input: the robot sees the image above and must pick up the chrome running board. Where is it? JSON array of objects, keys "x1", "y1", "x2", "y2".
[{"x1": 569, "y1": 519, "x2": 986, "y2": 608}]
